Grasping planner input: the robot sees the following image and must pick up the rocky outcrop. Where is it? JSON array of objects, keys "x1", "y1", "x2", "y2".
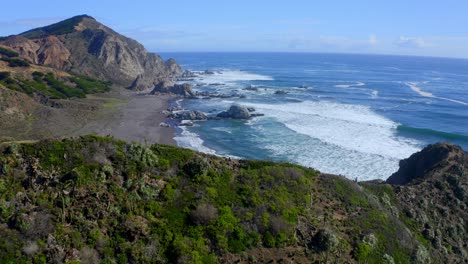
[
  {"x1": 168, "y1": 110, "x2": 208, "y2": 121},
  {"x1": 387, "y1": 142, "x2": 467, "y2": 185},
  {"x1": 0, "y1": 36, "x2": 39, "y2": 63},
  {"x1": 36, "y1": 36, "x2": 71, "y2": 69},
  {"x1": 0, "y1": 15, "x2": 181, "y2": 91},
  {"x1": 151, "y1": 82, "x2": 195, "y2": 97},
  {"x1": 275, "y1": 90, "x2": 288, "y2": 95},
  {"x1": 217, "y1": 104, "x2": 251, "y2": 119},
  {"x1": 217, "y1": 104, "x2": 264, "y2": 119},
  {"x1": 386, "y1": 142, "x2": 468, "y2": 263}
]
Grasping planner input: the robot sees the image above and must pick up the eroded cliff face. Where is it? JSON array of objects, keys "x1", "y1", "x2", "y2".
[{"x1": 0, "y1": 15, "x2": 181, "y2": 91}]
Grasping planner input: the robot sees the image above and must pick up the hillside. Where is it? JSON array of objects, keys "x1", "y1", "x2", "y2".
[
  {"x1": 0, "y1": 136, "x2": 466, "y2": 263},
  {"x1": 0, "y1": 15, "x2": 181, "y2": 91},
  {"x1": 0, "y1": 15, "x2": 183, "y2": 143}
]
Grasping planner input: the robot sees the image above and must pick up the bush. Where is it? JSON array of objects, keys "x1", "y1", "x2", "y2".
[
  {"x1": 190, "y1": 203, "x2": 218, "y2": 225},
  {"x1": 0, "y1": 71, "x2": 10, "y2": 81},
  {"x1": 1, "y1": 58, "x2": 30, "y2": 67},
  {"x1": 354, "y1": 242, "x2": 372, "y2": 261}
]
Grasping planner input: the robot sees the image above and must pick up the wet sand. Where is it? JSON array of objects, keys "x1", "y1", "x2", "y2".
[{"x1": 74, "y1": 93, "x2": 176, "y2": 145}]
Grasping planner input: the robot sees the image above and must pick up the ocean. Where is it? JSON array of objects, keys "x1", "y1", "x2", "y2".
[{"x1": 160, "y1": 52, "x2": 468, "y2": 180}]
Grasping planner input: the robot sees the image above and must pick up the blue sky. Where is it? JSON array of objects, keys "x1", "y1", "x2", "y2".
[{"x1": 1, "y1": 0, "x2": 468, "y2": 58}]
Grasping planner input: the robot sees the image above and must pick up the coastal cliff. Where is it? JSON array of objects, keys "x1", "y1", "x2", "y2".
[{"x1": 0, "y1": 136, "x2": 466, "y2": 263}]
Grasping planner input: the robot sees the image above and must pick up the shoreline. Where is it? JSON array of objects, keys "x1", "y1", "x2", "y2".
[{"x1": 73, "y1": 92, "x2": 177, "y2": 146}]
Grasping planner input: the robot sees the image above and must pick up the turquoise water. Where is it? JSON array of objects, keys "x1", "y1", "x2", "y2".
[{"x1": 160, "y1": 52, "x2": 468, "y2": 180}]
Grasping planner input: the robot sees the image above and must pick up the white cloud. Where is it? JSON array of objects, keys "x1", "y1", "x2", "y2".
[
  {"x1": 319, "y1": 36, "x2": 351, "y2": 47},
  {"x1": 317, "y1": 35, "x2": 378, "y2": 50},
  {"x1": 368, "y1": 35, "x2": 378, "y2": 45},
  {"x1": 395, "y1": 36, "x2": 430, "y2": 48}
]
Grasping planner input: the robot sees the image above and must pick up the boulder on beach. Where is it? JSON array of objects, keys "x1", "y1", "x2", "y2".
[
  {"x1": 168, "y1": 110, "x2": 208, "y2": 121},
  {"x1": 151, "y1": 82, "x2": 195, "y2": 97}
]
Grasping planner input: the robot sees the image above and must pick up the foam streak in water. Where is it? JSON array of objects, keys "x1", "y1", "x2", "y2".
[
  {"x1": 192, "y1": 70, "x2": 273, "y2": 84},
  {"x1": 406, "y1": 82, "x2": 468, "y2": 106}
]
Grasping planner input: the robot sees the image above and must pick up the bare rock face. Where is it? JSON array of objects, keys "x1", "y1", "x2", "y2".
[
  {"x1": 37, "y1": 36, "x2": 71, "y2": 69},
  {"x1": 387, "y1": 142, "x2": 468, "y2": 263},
  {"x1": 0, "y1": 15, "x2": 181, "y2": 91},
  {"x1": 387, "y1": 142, "x2": 467, "y2": 185},
  {"x1": 0, "y1": 36, "x2": 39, "y2": 63}
]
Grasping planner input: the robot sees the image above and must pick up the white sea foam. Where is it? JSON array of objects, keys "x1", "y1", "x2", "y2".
[
  {"x1": 244, "y1": 101, "x2": 421, "y2": 159},
  {"x1": 174, "y1": 126, "x2": 217, "y2": 155},
  {"x1": 371, "y1": 90, "x2": 379, "y2": 98},
  {"x1": 334, "y1": 82, "x2": 366, "y2": 89},
  {"x1": 334, "y1": 84, "x2": 352, "y2": 88},
  {"x1": 193, "y1": 70, "x2": 273, "y2": 85},
  {"x1": 406, "y1": 82, "x2": 468, "y2": 106},
  {"x1": 244, "y1": 101, "x2": 422, "y2": 179}
]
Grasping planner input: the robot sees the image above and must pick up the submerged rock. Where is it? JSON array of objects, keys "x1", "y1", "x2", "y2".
[
  {"x1": 275, "y1": 90, "x2": 288, "y2": 95},
  {"x1": 243, "y1": 85, "x2": 258, "y2": 91}
]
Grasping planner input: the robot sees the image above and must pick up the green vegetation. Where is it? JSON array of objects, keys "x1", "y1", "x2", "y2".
[
  {"x1": 0, "y1": 71, "x2": 111, "y2": 99},
  {"x1": 0, "y1": 46, "x2": 19, "y2": 58},
  {"x1": 0, "y1": 57, "x2": 30, "y2": 67},
  {"x1": 20, "y1": 15, "x2": 93, "y2": 39},
  {"x1": 0, "y1": 136, "x2": 452, "y2": 263},
  {"x1": 0, "y1": 136, "x2": 318, "y2": 263}
]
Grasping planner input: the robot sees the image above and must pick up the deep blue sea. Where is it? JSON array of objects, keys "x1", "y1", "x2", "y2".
[{"x1": 160, "y1": 52, "x2": 468, "y2": 180}]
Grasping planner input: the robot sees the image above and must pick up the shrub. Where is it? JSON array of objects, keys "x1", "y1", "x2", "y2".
[
  {"x1": 190, "y1": 203, "x2": 218, "y2": 225},
  {"x1": 354, "y1": 242, "x2": 372, "y2": 261},
  {"x1": 1, "y1": 58, "x2": 29, "y2": 67},
  {"x1": 0, "y1": 71, "x2": 10, "y2": 80}
]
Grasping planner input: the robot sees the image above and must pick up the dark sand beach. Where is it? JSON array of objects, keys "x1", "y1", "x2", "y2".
[{"x1": 73, "y1": 93, "x2": 176, "y2": 145}]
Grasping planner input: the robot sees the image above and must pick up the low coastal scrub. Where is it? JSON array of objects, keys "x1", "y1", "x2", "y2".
[
  {"x1": 0, "y1": 71, "x2": 110, "y2": 99},
  {"x1": 0, "y1": 46, "x2": 19, "y2": 58},
  {"x1": 0, "y1": 57, "x2": 30, "y2": 67},
  {"x1": 0, "y1": 136, "x2": 462, "y2": 263}
]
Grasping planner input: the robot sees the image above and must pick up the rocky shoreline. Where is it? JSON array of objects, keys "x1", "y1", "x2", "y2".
[{"x1": 160, "y1": 103, "x2": 264, "y2": 128}]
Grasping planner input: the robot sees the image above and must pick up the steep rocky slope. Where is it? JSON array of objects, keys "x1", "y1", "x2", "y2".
[
  {"x1": 387, "y1": 143, "x2": 468, "y2": 263},
  {"x1": 0, "y1": 136, "x2": 466, "y2": 263},
  {"x1": 0, "y1": 15, "x2": 181, "y2": 91}
]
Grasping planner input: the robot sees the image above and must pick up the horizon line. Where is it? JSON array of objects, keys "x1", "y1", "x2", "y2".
[{"x1": 155, "y1": 50, "x2": 468, "y2": 61}]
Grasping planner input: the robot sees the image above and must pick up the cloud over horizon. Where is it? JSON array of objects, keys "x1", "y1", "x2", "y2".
[{"x1": 395, "y1": 36, "x2": 431, "y2": 48}]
